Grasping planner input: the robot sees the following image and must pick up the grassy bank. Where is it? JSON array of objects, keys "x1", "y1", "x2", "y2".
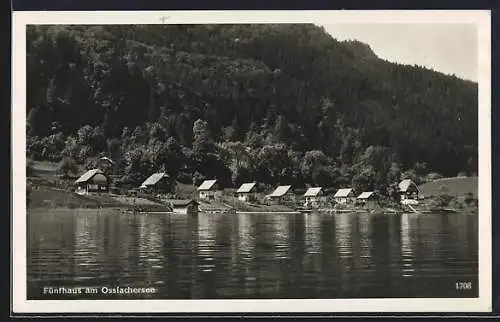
[
  {"x1": 419, "y1": 176, "x2": 478, "y2": 198},
  {"x1": 220, "y1": 196, "x2": 295, "y2": 212},
  {"x1": 27, "y1": 185, "x2": 115, "y2": 209},
  {"x1": 27, "y1": 160, "x2": 173, "y2": 212},
  {"x1": 27, "y1": 185, "x2": 172, "y2": 212}
]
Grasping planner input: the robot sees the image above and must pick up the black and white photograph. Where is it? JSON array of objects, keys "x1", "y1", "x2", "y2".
[{"x1": 12, "y1": 10, "x2": 492, "y2": 313}]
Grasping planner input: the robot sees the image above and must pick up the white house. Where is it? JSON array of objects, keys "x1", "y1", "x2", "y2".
[
  {"x1": 74, "y1": 169, "x2": 110, "y2": 195},
  {"x1": 334, "y1": 188, "x2": 355, "y2": 204},
  {"x1": 139, "y1": 172, "x2": 173, "y2": 194},
  {"x1": 303, "y1": 187, "x2": 323, "y2": 208},
  {"x1": 266, "y1": 185, "x2": 293, "y2": 204},
  {"x1": 398, "y1": 179, "x2": 421, "y2": 204},
  {"x1": 236, "y1": 182, "x2": 257, "y2": 203},
  {"x1": 197, "y1": 179, "x2": 219, "y2": 200},
  {"x1": 357, "y1": 191, "x2": 378, "y2": 208}
]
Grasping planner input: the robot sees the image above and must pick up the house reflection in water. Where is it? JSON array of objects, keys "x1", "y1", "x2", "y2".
[
  {"x1": 137, "y1": 215, "x2": 164, "y2": 286},
  {"x1": 197, "y1": 214, "x2": 217, "y2": 272},
  {"x1": 334, "y1": 213, "x2": 354, "y2": 293},
  {"x1": 235, "y1": 214, "x2": 258, "y2": 296},
  {"x1": 238, "y1": 214, "x2": 255, "y2": 261},
  {"x1": 358, "y1": 213, "x2": 373, "y2": 268},
  {"x1": 400, "y1": 213, "x2": 415, "y2": 277},
  {"x1": 303, "y1": 213, "x2": 322, "y2": 279},
  {"x1": 304, "y1": 214, "x2": 322, "y2": 254},
  {"x1": 335, "y1": 213, "x2": 353, "y2": 259},
  {"x1": 271, "y1": 214, "x2": 290, "y2": 260},
  {"x1": 73, "y1": 214, "x2": 100, "y2": 278}
]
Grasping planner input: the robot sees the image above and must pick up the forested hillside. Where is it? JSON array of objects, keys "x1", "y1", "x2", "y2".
[{"x1": 26, "y1": 24, "x2": 478, "y2": 195}]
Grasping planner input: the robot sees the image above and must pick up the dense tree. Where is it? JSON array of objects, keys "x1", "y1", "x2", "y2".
[
  {"x1": 301, "y1": 150, "x2": 329, "y2": 183},
  {"x1": 312, "y1": 165, "x2": 339, "y2": 188},
  {"x1": 57, "y1": 157, "x2": 79, "y2": 176},
  {"x1": 27, "y1": 104, "x2": 53, "y2": 137}
]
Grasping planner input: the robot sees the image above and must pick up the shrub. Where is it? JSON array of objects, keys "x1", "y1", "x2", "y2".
[
  {"x1": 27, "y1": 159, "x2": 35, "y2": 177},
  {"x1": 26, "y1": 184, "x2": 32, "y2": 205},
  {"x1": 464, "y1": 192, "x2": 475, "y2": 205},
  {"x1": 425, "y1": 172, "x2": 444, "y2": 182},
  {"x1": 176, "y1": 172, "x2": 193, "y2": 184},
  {"x1": 433, "y1": 194, "x2": 454, "y2": 208},
  {"x1": 57, "y1": 157, "x2": 79, "y2": 176},
  {"x1": 192, "y1": 172, "x2": 207, "y2": 186}
]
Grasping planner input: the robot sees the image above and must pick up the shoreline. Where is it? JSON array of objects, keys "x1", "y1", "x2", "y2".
[
  {"x1": 27, "y1": 180, "x2": 477, "y2": 215},
  {"x1": 236, "y1": 211, "x2": 301, "y2": 215},
  {"x1": 28, "y1": 204, "x2": 477, "y2": 215}
]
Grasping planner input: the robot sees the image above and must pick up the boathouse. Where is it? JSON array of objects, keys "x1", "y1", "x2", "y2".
[
  {"x1": 74, "y1": 169, "x2": 110, "y2": 195},
  {"x1": 304, "y1": 187, "x2": 323, "y2": 208},
  {"x1": 236, "y1": 182, "x2": 257, "y2": 203},
  {"x1": 197, "y1": 179, "x2": 219, "y2": 200},
  {"x1": 266, "y1": 185, "x2": 293, "y2": 204},
  {"x1": 139, "y1": 172, "x2": 174, "y2": 195},
  {"x1": 334, "y1": 188, "x2": 355, "y2": 204},
  {"x1": 166, "y1": 199, "x2": 199, "y2": 215},
  {"x1": 357, "y1": 191, "x2": 378, "y2": 208},
  {"x1": 398, "y1": 179, "x2": 420, "y2": 203}
]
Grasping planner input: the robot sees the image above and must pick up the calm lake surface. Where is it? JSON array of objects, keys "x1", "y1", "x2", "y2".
[{"x1": 27, "y1": 209, "x2": 478, "y2": 299}]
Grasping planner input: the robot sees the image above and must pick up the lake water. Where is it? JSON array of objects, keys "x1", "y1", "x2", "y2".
[{"x1": 27, "y1": 209, "x2": 478, "y2": 299}]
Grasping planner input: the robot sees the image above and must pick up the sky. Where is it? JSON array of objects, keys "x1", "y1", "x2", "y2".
[{"x1": 322, "y1": 23, "x2": 478, "y2": 82}]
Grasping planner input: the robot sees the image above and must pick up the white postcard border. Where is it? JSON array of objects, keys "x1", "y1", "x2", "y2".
[{"x1": 12, "y1": 10, "x2": 492, "y2": 313}]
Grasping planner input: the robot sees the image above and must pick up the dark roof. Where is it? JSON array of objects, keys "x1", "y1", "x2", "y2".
[{"x1": 165, "y1": 199, "x2": 199, "y2": 207}]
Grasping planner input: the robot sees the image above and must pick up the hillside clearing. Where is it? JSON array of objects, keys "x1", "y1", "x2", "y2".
[{"x1": 419, "y1": 176, "x2": 478, "y2": 197}]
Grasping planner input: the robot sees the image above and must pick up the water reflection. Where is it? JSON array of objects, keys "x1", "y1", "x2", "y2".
[
  {"x1": 334, "y1": 213, "x2": 354, "y2": 293},
  {"x1": 197, "y1": 214, "x2": 217, "y2": 272},
  {"x1": 358, "y1": 213, "x2": 373, "y2": 267},
  {"x1": 73, "y1": 214, "x2": 101, "y2": 281},
  {"x1": 271, "y1": 214, "x2": 291, "y2": 259},
  {"x1": 304, "y1": 214, "x2": 322, "y2": 255},
  {"x1": 400, "y1": 213, "x2": 415, "y2": 277},
  {"x1": 27, "y1": 210, "x2": 479, "y2": 299},
  {"x1": 137, "y1": 215, "x2": 164, "y2": 285},
  {"x1": 335, "y1": 213, "x2": 353, "y2": 260},
  {"x1": 238, "y1": 214, "x2": 255, "y2": 260}
]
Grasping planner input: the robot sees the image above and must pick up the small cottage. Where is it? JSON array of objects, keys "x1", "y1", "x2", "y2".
[
  {"x1": 334, "y1": 188, "x2": 355, "y2": 204},
  {"x1": 398, "y1": 179, "x2": 420, "y2": 203},
  {"x1": 236, "y1": 182, "x2": 257, "y2": 203},
  {"x1": 197, "y1": 179, "x2": 219, "y2": 200},
  {"x1": 357, "y1": 191, "x2": 378, "y2": 208},
  {"x1": 166, "y1": 199, "x2": 199, "y2": 215},
  {"x1": 74, "y1": 169, "x2": 110, "y2": 195},
  {"x1": 139, "y1": 172, "x2": 174, "y2": 195},
  {"x1": 304, "y1": 187, "x2": 323, "y2": 208},
  {"x1": 96, "y1": 156, "x2": 115, "y2": 173},
  {"x1": 266, "y1": 185, "x2": 293, "y2": 204}
]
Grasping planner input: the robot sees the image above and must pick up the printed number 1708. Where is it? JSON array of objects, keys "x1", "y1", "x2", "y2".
[{"x1": 455, "y1": 282, "x2": 473, "y2": 290}]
